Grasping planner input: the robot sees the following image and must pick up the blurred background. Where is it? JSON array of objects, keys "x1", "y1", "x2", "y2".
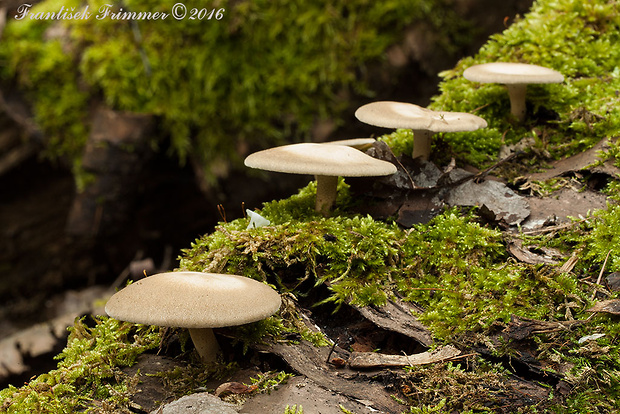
[{"x1": 0, "y1": 0, "x2": 532, "y2": 385}]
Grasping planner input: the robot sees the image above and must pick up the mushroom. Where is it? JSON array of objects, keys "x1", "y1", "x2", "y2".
[
  {"x1": 463, "y1": 62, "x2": 564, "y2": 123},
  {"x1": 355, "y1": 101, "x2": 487, "y2": 160},
  {"x1": 323, "y1": 138, "x2": 376, "y2": 151},
  {"x1": 244, "y1": 143, "x2": 397, "y2": 215},
  {"x1": 105, "y1": 271, "x2": 281, "y2": 363}
]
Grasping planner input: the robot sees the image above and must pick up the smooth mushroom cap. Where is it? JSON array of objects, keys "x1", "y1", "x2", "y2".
[
  {"x1": 244, "y1": 143, "x2": 397, "y2": 177},
  {"x1": 105, "y1": 272, "x2": 282, "y2": 328},
  {"x1": 463, "y1": 62, "x2": 564, "y2": 85},
  {"x1": 323, "y1": 138, "x2": 376, "y2": 150},
  {"x1": 354, "y1": 101, "x2": 487, "y2": 133},
  {"x1": 245, "y1": 143, "x2": 396, "y2": 215}
]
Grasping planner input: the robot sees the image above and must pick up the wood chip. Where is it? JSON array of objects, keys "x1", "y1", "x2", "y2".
[
  {"x1": 349, "y1": 345, "x2": 461, "y2": 369},
  {"x1": 587, "y1": 299, "x2": 620, "y2": 315}
]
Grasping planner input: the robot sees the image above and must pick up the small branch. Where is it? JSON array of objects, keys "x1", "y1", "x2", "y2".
[{"x1": 591, "y1": 249, "x2": 612, "y2": 300}]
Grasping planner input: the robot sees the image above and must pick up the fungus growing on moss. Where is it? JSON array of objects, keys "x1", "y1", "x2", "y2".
[
  {"x1": 463, "y1": 62, "x2": 564, "y2": 123},
  {"x1": 244, "y1": 143, "x2": 397, "y2": 215},
  {"x1": 355, "y1": 101, "x2": 487, "y2": 160},
  {"x1": 105, "y1": 271, "x2": 281, "y2": 363}
]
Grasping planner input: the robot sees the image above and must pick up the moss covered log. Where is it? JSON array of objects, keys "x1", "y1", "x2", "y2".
[{"x1": 3, "y1": 0, "x2": 620, "y2": 412}]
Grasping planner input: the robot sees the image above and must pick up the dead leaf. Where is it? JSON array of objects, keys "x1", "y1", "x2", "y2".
[
  {"x1": 505, "y1": 315, "x2": 585, "y2": 340},
  {"x1": 353, "y1": 297, "x2": 433, "y2": 348},
  {"x1": 507, "y1": 239, "x2": 563, "y2": 265},
  {"x1": 445, "y1": 179, "x2": 530, "y2": 226},
  {"x1": 587, "y1": 299, "x2": 620, "y2": 315},
  {"x1": 214, "y1": 382, "x2": 257, "y2": 397}
]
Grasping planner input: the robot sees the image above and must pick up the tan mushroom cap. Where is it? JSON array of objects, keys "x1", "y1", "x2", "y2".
[
  {"x1": 354, "y1": 101, "x2": 487, "y2": 133},
  {"x1": 105, "y1": 272, "x2": 281, "y2": 329},
  {"x1": 323, "y1": 138, "x2": 376, "y2": 149},
  {"x1": 244, "y1": 143, "x2": 397, "y2": 177},
  {"x1": 463, "y1": 62, "x2": 564, "y2": 85}
]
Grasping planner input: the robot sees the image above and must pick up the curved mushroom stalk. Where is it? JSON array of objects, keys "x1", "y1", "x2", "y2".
[
  {"x1": 315, "y1": 175, "x2": 339, "y2": 216},
  {"x1": 189, "y1": 328, "x2": 220, "y2": 363}
]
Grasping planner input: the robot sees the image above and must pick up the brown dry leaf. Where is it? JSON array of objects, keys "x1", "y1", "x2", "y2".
[
  {"x1": 214, "y1": 382, "x2": 258, "y2": 397},
  {"x1": 507, "y1": 239, "x2": 563, "y2": 265},
  {"x1": 587, "y1": 299, "x2": 620, "y2": 315}
]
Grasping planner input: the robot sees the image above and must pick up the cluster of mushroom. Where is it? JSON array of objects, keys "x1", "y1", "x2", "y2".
[
  {"x1": 242, "y1": 62, "x2": 563, "y2": 216},
  {"x1": 104, "y1": 62, "x2": 564, "y2": 364},
  {"x1": 354, "y1": 62, "x2": 563, "y2": 160}
]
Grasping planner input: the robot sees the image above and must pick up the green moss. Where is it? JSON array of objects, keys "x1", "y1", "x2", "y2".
[
  {"x1": 4, "y1": 0, "x2": 620, "y2": 411},
  {"x1": 404, "y1": 0, "x2": 620, "y2": 168},
  {"x1": 0, "y1": 316, "x2": 160, "y2": 413},
  {"x1": 0, "y1": 0, "x2": 474, "y2": 185},
  {"x1": 179, "y1": 182, "x2": 594, "y2": 340}
]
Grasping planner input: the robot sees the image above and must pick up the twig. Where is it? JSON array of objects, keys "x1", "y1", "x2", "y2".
[
  {"x1": 217, "y1": 204, "x2": 227, "y2": 222},
  {"x1": 326, "y1": 341, "x2": 337, "y2": 364},
  {"x1": 591, "y1": 250, "x2": 612, "y2": 300},
  {"x1": 559, "y1": 251, "x2": 580, "y2": 273},
  {"x1": 521, "y1": 218, "x2": 587, "y2": 236}
]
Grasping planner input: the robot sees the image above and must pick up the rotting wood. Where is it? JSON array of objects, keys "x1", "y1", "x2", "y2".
[
  {"x1": 252, "y1": 303, "x2": 408, "y2": 413},
  {"x1": 504, "y1": 315, "x2": 586, "y2": 341},
  {"x1": 65, "y1": 107, "x2": 155, "y2": 238},
  {"x1": 353, "y1": 296, "x2": 433, "y2": 347},
  {"x1": 349, "y1": 345, "x2": 461, "y2": 369},
  {"x1": 255, "y1": 339, "x2": 407, "y2": 413}
]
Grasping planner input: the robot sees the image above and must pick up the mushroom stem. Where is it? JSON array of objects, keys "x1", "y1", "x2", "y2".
[
  {"x1": 188, "y1": 328, "x2": 220, "y2": 363},
  {"x1": 506, "y1": 84, "x2": 528, "y2": 123},
  {"x1": 315, "y1": 174, "x2": 339, "y2": 215},
  {"x1": 411, "y1": 130, "x2": 433, "y2": 160}
]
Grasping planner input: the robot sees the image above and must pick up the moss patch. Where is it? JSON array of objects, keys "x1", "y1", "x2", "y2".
[
  {"x1": 381, "y1": 0, "x2": 620, "y2": 169},
  {"x1": 0, "y1": 316, "x2": 160, "y2": 413},
  {"x1": 4, "y1": 0, "x2": 620, "y2": 412},
  {"x1": 0, "y1": 0, "x2": 474, "y2": 184}
]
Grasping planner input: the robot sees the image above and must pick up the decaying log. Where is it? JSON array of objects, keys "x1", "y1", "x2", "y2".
[
  {"x1": 65, "y1": 107, "x2": 155, "y2": 238},
  {"x1": 353, "y1": 296, "x2": 433, "y2": 347}
]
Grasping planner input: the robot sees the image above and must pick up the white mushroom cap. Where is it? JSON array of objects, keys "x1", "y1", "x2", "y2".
[
  {"x1": 463, "y1": 62, "x2": 564, "y2": 85},
  {"x1": 323, "y1": 138, "x2": 376, "y2": 149},
  {"x1": 105, "y1": 271, "x2": 281, "y2": 328},
  {"x1": 355, "y1": 101, "x2": 487, "y2": 133},
  {"x1": 355, "y1": 101, "x2": 487, "y2": 160},
  {"x1": 244, "y1": 143, "x2": 396, "y2": 177},
  {"x1": 463, "y1": 62, "x2": 564, "y2": 123},
  {"x1": 244, "y1": 143, "x2": 396, "y2": 215}
]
